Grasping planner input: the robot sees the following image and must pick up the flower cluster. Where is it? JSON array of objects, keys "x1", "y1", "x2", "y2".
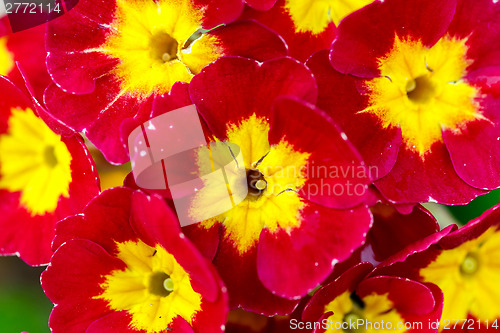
[{"x1": 1, "y1": 0, "x2": 500, "y2": 332}]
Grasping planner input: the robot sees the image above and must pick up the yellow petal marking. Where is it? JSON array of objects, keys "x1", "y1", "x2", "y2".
[
  {"x1": 0, "y1": 108, "x2": 72, "y2": 215},
  {"x1": 0, "y1": 36, "x2": 15, "y2": 76},
  {"x1": 420, "y1": 227, "x2": 500, "y2": 330},
  {"x1": 284, "y1": 0, "x2": 373, "y2": 34},
  {"x1": 324, "y1": 291, "x2": 407, "y2": 332},
  {"x1": 362, "y1": 35, "x2": 482, "y2": 157},
  {"x1": 96, "y1": 240, "x2": 202, "y2": 333}
]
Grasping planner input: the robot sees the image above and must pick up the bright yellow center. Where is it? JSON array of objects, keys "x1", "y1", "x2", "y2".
[
  {"x1": 324, "y1": 291, "x2": 406, "y2": 333},
  {"x1": 420, "y1": 227, "x2": 500, "y2": 328},
  {"x1": 0, "y1": 108, "x2": 72, "y2": 216},
  {"x1": 96, "y1": 241, "x2": 202, "y2": 333},
  {"x1": 0, "y1": 36, "x2": 15, "y2": 76},
  {"x1": 102, "y1": 0, "x2": 222, "y2": 97},
  {"x1": 284, "y1": 0, "x2": 373, "y2": 34},
  {"x1": 361, "y1": 35, "x2": 482, "y2": 156},
  {"x1": 199, "y1": 115, "x2": 310, "y2": 253}
]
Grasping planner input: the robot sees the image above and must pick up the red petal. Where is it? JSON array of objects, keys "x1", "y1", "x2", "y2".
[
  {"x1": 467, "y1": 67, "x2": 500, "y2": 99},
  {"x1": 244, "y1": 0, "x2": 276, "y2": 11},
  {"x1": 194, "y1": 0, "x2": 244, "y2": 29},
  {"x1": 44, "y1": 76, "x2": 153, "y2": 163},
  {"x1": 182, "y1": 223, "x2": 221, "y2": 261},
  {"x1": 357, "y1": 276, "x2": 435, "y2": 316},
  {"x1": 357, "y1": 276, "x2": 442, "y2": 332},
  {"x1": 302, "y1": 263, "x2": 373, "y2": 322},
  {"x1": 367, "y1": 204, "x2": 439, "y2": 263},
  {"x1": 307, "y1": 50, "x2": 401, "y2": 179},
  {"x1": 130, "y1": 192, "x2": 222, "y2": 302},
  {"x1": 270, "y1": 97, "x2": 370, "y2": 209},
  {"x1": 3, "y1": 24, "x2": 50, "y2": 101},
  {"x1": 190, "y1": 56, "x2": 317, "y2": 141},
  {"x1": 241, "y1": 0, "x2": 336, "y2": 62},
  {"x1": 440, "y1": 204, "x2": 500, "y2": 249},
  {"x1": 257, "y1": 202, "x2": 372, "y2": 298},
  {"x1": 443, "y1": 98, "x2": 500, "y2": 190},
  {"x1": 85, "y1": 312, "x2": 138, "y2": 333},
  {"x1": 375, "y1": 143, "x2": 487, "y2": 204},
  {"x1": 213, "y1": 236, "x2": 299, "y2": 315},
  {"x1": 447, "y1": 0, "x2": 497, "y2": 39},
  {"x1": 372, "y1": 224, "x2": 456, "y2": 278},
  {"x1": 0, "y1": 78, "x2": 99, "y2": 265},
  {"x1": 191, "y1": 266, "x2": 229, "y2": 333},
  {"x1": 0, "y1": 76, "x2": 31, "y2": 124},
  {"x1": 46, "y1": 0, "x2": 118, "y2": 94},
  {"x1": 205, "y1": 20, "x2": 287, "y2": 62},
  {"x1": 18, "y1": 65, "x2": 75, "y2": 137},
  {"x1": 42, "y1": 239, "x2": 125, "y2": 332},
  {"x1": 0, "y1": 198, "x2": 56, "y2": 265},
  {"x1": 330, "y1": 0, "x2": 457, "y2": 77},
  {"x1": 448, "y1": 0, "x2": 500, "y2": 73},
  {"x1": 56, "y1": 135, "x2": 101, "y2": 215},
  {"x1": 151, "y1": 83, "x2": 192, "y2": 118},
  {"x1": 52, "y1": 188, "x2": 137, "y2": 254}
]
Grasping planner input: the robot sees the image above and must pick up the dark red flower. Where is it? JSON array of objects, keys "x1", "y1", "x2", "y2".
[
  {"x1": 303, "y1": 263, "x2": 443, "y2": 333},
  {"x1": 374, "y1": 204, "x2": 500, "y2": 331},
  {"x1": 0, "y1": 76, "x2": 99, "y2": 265},
  {"x1": 307, "y1": 0, "x2": 500, "y2": 204},
  {"x1": 149, "y1": 56, "x2": 375, "y2": 314},
  {"x1": 42, "y1": 188, "x2": 228, "y2": 333}
]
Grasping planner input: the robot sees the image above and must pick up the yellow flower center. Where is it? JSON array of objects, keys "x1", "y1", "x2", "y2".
[
  {"x1": 324, "y1": 291, "x2": 406, "y2": 333},
  {"x1": 198, "y1": 114, "x2": 310, "y2": 253},
  {"x1": 148, "y1": 271, "x2": 174, "y2": 297},
  {"x1": 0, "y1": 36, "x2": 15, "y2": 76},
  {"x1": 148, "y1": 32, "x2": 179, "y2": 63},
  {"x1": 362, "y1": 35, "x2": 482, "y2": 156},
  {"x1": 101, "y1": 0, "x2": 221, "y2": 97},
  {"x1": 246, "y1": 168, "x2": 268, "y2": 200},
  {"x1": 420, "y1": 227, "x2": 500, "y2": 326},
  {"x1": 343, "y1": 312, "x2": 365, "y2": 333},
  {"x1": 0, "y1": 108, "x2": 72, "y2": 216},
  {"x1": 405, "y1": 75, "x2": 436, "y2": 104},
  {"x1": 97, "y1": 241, "x2": 202, "y2": 333},
  {"x1": 284, "y1": 0, "x2": 373, "y2": 33}
]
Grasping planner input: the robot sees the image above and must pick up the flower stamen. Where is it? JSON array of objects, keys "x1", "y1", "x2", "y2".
[
  {"x1": 460, "y1": 253, "x2": 480, "y2": 276},
  {"x1": 246, "y1": 169, "x2": 267, "y2": 199},
  {"x1": 406, "y1": 75, "x2": 436, "y2": 104},
  {"x1": 149, "y1": 32, "x2": 179, "y2": 63},
  {"x1": 149, "y1": 271, "x2": 174, "y2": 297}
]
